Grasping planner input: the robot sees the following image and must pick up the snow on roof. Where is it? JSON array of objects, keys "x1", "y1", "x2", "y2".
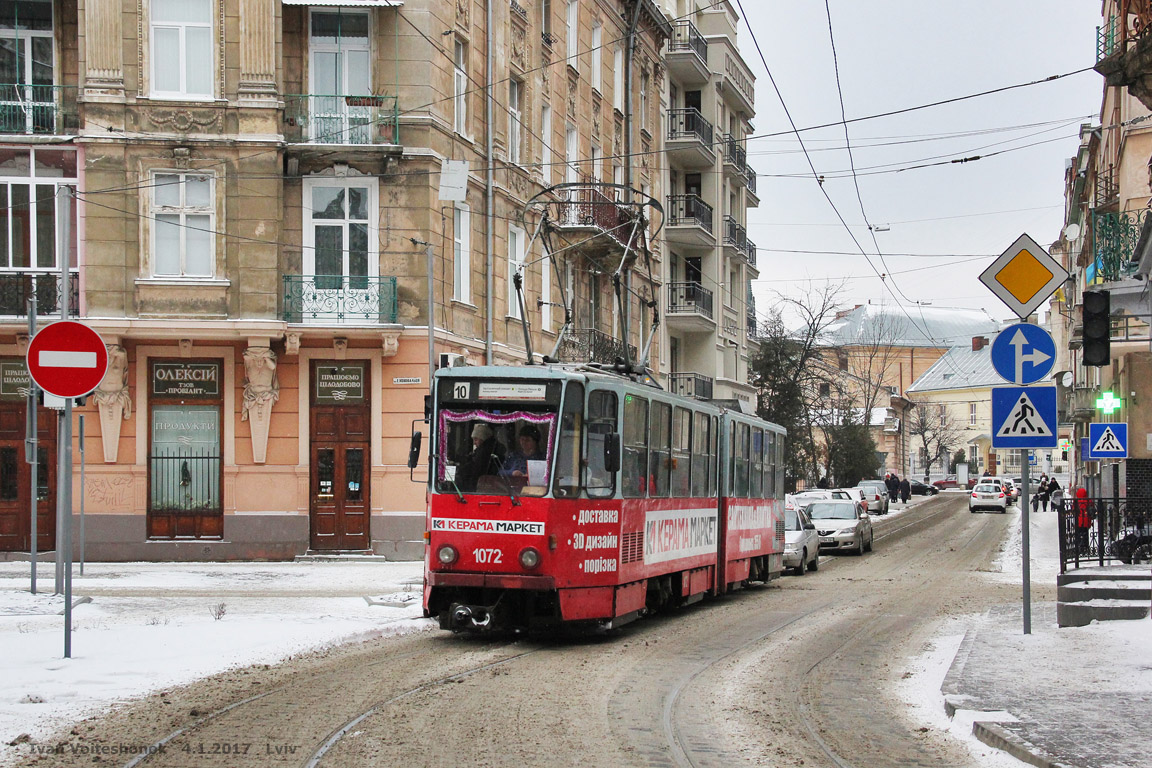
[
  {"x1": 907, "y1": 343, "x2": 1001, "y2": 393},
  {"x1": 821, "y1": 304, "x2": 1000, "y2": 349}
]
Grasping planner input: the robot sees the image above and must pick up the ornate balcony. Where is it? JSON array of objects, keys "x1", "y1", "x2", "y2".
[
  {"x1": 0, "y1": 272, "x2": 79, "y2": 318},
  {"x1": 1090, "y1": 209, "x2": 1150, "y2": 283},
  {"x1": 0, "y1": 84, "x2": 78, "y2": 135},
  {"x1": 667, "y1": 108, "x2": 715, "y2": 168},
  {"x1": 665, "y1": 194, "x2": 714, "y2": 249},
  {"x1": 669, "y1": 372, "x2": 713, "y2": 400},
  {"x1": 554, "y1": 183, "x2": 638, "y2": 253},
  {"x1": 284, "y1": 94, "x2": 400, "y2": 145},
  {"x1": 556, "y1": 328, "x2": 637, "y2": 365},
  {"x1": 282, "y1": 275, "x2": 398, "y2": 324},
  {"x1": 667, "y1": 281, "x2": 715, "y2": 332},
  {"x1": 666, "y1": 20, "x2": 710, "y2": 85}
]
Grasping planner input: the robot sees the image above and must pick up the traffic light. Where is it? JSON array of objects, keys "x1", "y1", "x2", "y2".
[{"x1": 1082, "y1": 290, "x2": 1110, "y2": 366}]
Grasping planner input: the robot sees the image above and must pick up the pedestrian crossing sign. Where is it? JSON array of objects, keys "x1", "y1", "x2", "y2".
[
  {"x1": 1088, "y1": 422, "x2": 1128, "y2": 458},
  {"x1": 992, "y1": 386, "x2": 1058, "y2": 449}
]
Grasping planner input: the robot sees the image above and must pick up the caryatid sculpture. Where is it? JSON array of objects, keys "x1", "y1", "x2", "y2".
[
  {"x1": 242, "y1": 347, "x2": 279, "y2": 463},
  {"x1": 93, "y1": 344, "x2": 131, "y2": 462}
]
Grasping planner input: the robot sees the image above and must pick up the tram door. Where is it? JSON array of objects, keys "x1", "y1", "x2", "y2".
[
  {"x1": 0, "y1": 403, "x2": 56, "y2": 553},
  {"x1": 309, "y1": 362, "x2": 370, "y2": 550}
]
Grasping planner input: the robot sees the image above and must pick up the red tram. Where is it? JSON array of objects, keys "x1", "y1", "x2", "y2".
[{"x1": 412, "y1": 364, "x2": 786, "y2": 632}]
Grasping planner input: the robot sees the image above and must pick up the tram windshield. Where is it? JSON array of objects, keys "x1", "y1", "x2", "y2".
[{"x1": 436, "y1": 409, "x2": 557, "y2": 497}]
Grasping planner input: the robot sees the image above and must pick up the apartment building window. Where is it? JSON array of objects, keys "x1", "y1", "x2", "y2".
[
  {"x1": 508, "y1": 79, "x2": 523, "y2": 164},
  {"x1": 566, "y1": 1, "x2": 578, "y2": 64},
  {"x1": 613, "y1": 48, "x2": 623, "y2": 111},
  {"x1": 302, "y1": 177, "x2": 378, "y2": 290},
  {"x1": 151, "y1": 0, "x2": 213, "y2": 99},
  {"x1": 309, "y1": 11, "x2": 371, "y2": 143},
  {"x1": 453, "y1": 40, "x2": 468, "y2": 135},
  {"x1": 540, "y1": 104, "x2": 552, "y2": 183},
  {"x1": 640, "y1": 71, "x2": 649, "y2": 132},
  {"x1": 565, "y1": 124, "x2": 579, "y2": 184},
  {"x1": 969, "y1": 402, "x2": 977, "y2": 426},
  {"x1": 969, "y1": 445, "x2": 978, "y2": 467},
  {"x1": 540, "y1": 0, "x2": 551, "y2": 42},
  {"x1": 152, "y1": 172, "x2": 214, "y2": 277},
  {"x1": 590, "y1": 144, "x2": 601, "y2": 182},
  {"x1": 508, "y1": 225, "x2": 525, "y2": 319},
  {"x1": 541, "y1": 245, "x2": 552, "y2": 331},
  {"x1": 591, "y1": 23, "x2": 602, "y2": 92},
  {"x1": 453, "y1": 202, "x2": 470, "y2": 303}
]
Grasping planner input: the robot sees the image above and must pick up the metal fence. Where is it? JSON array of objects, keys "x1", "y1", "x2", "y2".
[
  {"x1": 1058, "y1": 496, "x2": 1152, "y2": 571},
  {"x1": 0, "y1": 84, "x2": 78, "y2": 135},
  {"x1": 150, "y1": 450, "x2": 222, "y2": 515},
  {"x1": 0, "y1": 272, "x2": 79, "y2": 317},
  {"x1": 282, "y1": 275, "x2": 398, "y2": 323}
]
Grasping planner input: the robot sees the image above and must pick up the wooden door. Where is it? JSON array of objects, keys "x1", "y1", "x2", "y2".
[
  {"x1": 0, "y1": 405, "x2": 56, "y2": 552},
  {"x1": 309, "y1": 377, "x2": 371, "y2": 551}
]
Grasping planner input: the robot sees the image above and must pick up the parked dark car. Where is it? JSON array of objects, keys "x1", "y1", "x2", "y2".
[{"x1": 907, "y1": 479, "x2": 938, "y2": 496}]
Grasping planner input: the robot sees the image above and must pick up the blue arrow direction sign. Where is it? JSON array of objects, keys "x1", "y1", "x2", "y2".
[
  {"x1": 990, "y1": 323, "x2": 1056, "y2": 386},
  {"x1": 1088, "y1": 423, "x2": 1128, "y2": 458},
  {"x1": 992, "y1": 386, "x2": 1058, "y2": 449}
]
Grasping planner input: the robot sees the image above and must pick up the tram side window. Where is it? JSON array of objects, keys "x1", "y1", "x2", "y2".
[
  {"x1": 735, "y1": 422, "x2": 750, "y2": 498},
  {"x1": 708, "y1": 415, "x2": 718, "y2": 497},
  {"x1": 750, "y1": 428, "x2": 763, "y2": 498},
  {"x1": 765, "y1": 431, "x2": 776, "y2": 498},
  {"x1": 671, "y1": 406, "x2": 692, "y2": 497},
  {"x1": 691, "y1": 411, "x2": 709, "y2": 497},
  {"x1": 776, "y1": 434, "x2": 786, "y2": 495},
  {"x1": 585, "y1": 389, "x2": 617, "y2": 498},
  {"x1": 554, "y1": 382, "x2": 585, "y2": 498},
  {"x1": 622, "y1": 395, "x2": 649, "y2": 498},
  {"x1": 649, "y1": 401, "x2": 672, "y2": 498}
]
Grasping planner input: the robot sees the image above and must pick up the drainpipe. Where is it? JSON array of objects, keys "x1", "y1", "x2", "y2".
[
  {"x1": 623, "y1": 0, "x2": 642, "y2": 358},
  {"x1": 485, "y1": 0, "x2": 495, "y2": 364}
]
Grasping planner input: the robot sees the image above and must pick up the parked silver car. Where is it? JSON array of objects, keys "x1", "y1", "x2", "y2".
[
  {"x1": 783, "y1": 506, "x2": 820, "y2": 575},
  {"x1": 855, "y1": 480, "x2": 890, "y2": 514},
  {"x1": 808, "y1": 500, "x2": 873, "y2": 554}
]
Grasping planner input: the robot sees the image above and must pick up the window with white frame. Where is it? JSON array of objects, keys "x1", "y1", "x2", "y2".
[
  {"x1": 640, "y1": 70, "x2": 649, "y2": 132},
  {"x1": 454, "y1": 39, "x2": 468, "y2": 135},
  {"x1": 969, "y1": 445, "x2": 978, "y2": 466},
  {"x1": 151, "y1": 0, "x2": 213, "y2": 99},
  {"x1": 565, "y1": 124, "x2": 579, "y2": 184},
  {"x1": 453, "y1": 202, "x2": 470, "y2": 303},
  {"x1": 540, "y1": 0, "x2": 551, "y2": 41},
  {"x1": 152, "y1": 172, "x2": 214, "y2": 277},
  {"x1": 590, "y1": 143, "x2": 601, "y2": 182},
  {"x1": 591, "y1": 23, "x2": 602, "y2": 92},
  {"x1": 969, "y1": 402, "x2": 977, "y2": 426},
  {"x1": 541, "y1": 104, "x2": 552, "y2": 184},
  {"x1": 540, "y1": 241, "x2": 552, "y2": 331},
  {"x1": 613, "y1": 48, "x2": 623, "y2": 110},
  {"x1": 508, "y1": 79, "x2": 523, "y2": 164},
  {"x1": 309, "y1": 10, "x2": 371, "y2": 143},
  {"x1": 302, "y1": 176, "x2": 378, "y2": 290},
  {"x1": 508, "y1": 225, "x2": 525, "y2": 319},
  {"x1": 566, "y1": 1, "x2": 578, "y2": 64}
]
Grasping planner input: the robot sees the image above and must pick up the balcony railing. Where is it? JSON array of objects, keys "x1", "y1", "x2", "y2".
[
  {"x1": 510, "y1": 0, "x2": 528, "y2": 21},
  {"x1": 556, "y1": 328, "x2": 636, "y2": 365},
  {"x1": 1097, "y1": 16, "x2": 1121, "y2": 62},
  {"x1": 0, "y1": 84, "x2": 78, "y2": 135},
  {"x1": 744, "y1": 238, "x2": 757, "y2": 268},
  {"x1": 669, "y1": 372, "x2": 713, "y2": 400},
  {"x1": 282, "y1": 275, "x2": 398, "y2": 323},
  {"x1": 1095, "y1": 168, "x2": 1118, "y2": 208},
  {"x1": 0, "y1": 272, "x2": 79, "y2": 317},
  {"x1": 284, "y1": 94, "x2": 399, "y2": 145},
  {"x1": 1091, "y1": 209, "x2": 1150, "y2": 283},
  {"x1": 667, "y1": 194, "x2": 713, "y2": 233},
  {"x1": 745, "y1": 165, "x2": 757, "y2": 195},
  {"x1": 723, "y1": 215, "x2": 747, "y2": 252},
  {"x1": 668, "y1": 281, "x2": 713, "y2": 319},
  {"x1": 667, "y1": 108, "x2": 713, "y2": 146},
  {"x1": 669, "y1": 20, "x2": 708, "y2": 62},
  {"x1": 722, "y1": 134, "x2": 747, "y2": 172},
  {"x1": 556, "y1": 184, "x2": 637, "y2": 248},
  {"x1": 747, "y1": 312, "x2": 758, "y2": 339}
]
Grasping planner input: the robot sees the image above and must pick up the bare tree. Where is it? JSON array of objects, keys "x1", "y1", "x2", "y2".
[{"x1": 907, "y1": 402, "x2": 962, "y2": 480}]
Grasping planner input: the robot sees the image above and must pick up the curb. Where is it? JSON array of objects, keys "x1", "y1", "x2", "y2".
[{"x1": 971, "y1": 721, "x2": 1077, "y2": 768}]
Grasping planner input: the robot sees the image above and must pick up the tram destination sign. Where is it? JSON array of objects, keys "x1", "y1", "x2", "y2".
[
  {"x1": 316, "y1": 364, "x2": 365, "y2": 403},
  {"x1": 152, "y1": 361, "x2": 221, "y2": 398}
]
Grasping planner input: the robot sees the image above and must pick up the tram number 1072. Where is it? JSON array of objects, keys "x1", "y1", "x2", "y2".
[{"x1": 473, "y1": 548, "x2": 503, "y2": 564}]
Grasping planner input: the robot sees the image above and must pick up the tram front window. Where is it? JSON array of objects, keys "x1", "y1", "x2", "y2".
[{"x1": 437, "y1": 410, "x2": 557, "y2": 496}]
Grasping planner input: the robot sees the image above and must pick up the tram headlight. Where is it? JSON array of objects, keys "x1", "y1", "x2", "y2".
[
  {"x1": 519, "y1": 547, "x2": 541, "y2": 569},
  {"x1": 437, "y1": 545, "x2": 458, "y2": 565}
]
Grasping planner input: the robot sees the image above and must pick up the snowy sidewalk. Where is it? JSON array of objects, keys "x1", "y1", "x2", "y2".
[{"x1": 0, "y1": 559, "x2": 430, "y2": 760}]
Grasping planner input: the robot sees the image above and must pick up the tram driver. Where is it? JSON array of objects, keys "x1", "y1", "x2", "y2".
[{"x1": 454, "y1": 422, "x2": 507, "y2": 491}]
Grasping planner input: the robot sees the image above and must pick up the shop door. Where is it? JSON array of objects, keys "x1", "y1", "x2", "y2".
[
  {"x1": 0, "y1": 406, "x2": 56, "y2": 552},
  {"x1": 310, "y1": 362, "x2": 370, "y2": 550}
]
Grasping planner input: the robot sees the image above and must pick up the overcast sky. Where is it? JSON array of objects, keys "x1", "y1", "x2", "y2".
[{"x1": 735, "y1": 1, "x2": 1104, "y2": 328}]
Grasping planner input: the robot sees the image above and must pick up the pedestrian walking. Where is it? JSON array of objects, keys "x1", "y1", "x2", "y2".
[
  {"x1": 1038, "y1": 474, "x2": 1050, "y2": 512},
  {"x1": 888, "y1": 473, "x2": 900, "y2": 505},
  {"x1": 1048, "y1": 477, "x2": 1062, "y2": 512},
  {"x1": 899, "y1": 477, "x2": 910, "y2": 504}
]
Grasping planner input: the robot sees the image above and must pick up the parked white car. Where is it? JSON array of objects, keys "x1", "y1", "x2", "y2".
[
  {"x1": 969, "y1": 481, "x2": 1008, "y2": 513},
  {"x1": 783, "y1": 506, "x2": 820, "y2": 575}
]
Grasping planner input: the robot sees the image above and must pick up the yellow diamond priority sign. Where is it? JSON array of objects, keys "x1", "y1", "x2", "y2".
[{"x1": 980, "y1": 233, "x2": 1069, "y2": 319}]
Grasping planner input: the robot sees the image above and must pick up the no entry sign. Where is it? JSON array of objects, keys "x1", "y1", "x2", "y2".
[{"x1": 26, "y1": 321, "x2": 109, "y2": 399}]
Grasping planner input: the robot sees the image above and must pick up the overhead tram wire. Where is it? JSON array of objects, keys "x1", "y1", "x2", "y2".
[{"x1": 733, "y1": 0, "x2": 975, "y2": 362}]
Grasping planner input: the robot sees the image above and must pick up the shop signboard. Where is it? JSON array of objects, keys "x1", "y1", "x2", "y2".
[
  {"x1": 153, "y1": 361, "x2": 221, "y2": 398},
  {"x1": 316, "y1": 364, "x2": 366, "y2": 403},
  {"x1": 0, "y1": 359, "x2": 31, "y2": 401}
]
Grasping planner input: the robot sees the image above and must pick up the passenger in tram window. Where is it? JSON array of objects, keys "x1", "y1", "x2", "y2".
[
  {"x1": 455, "y1": 423, "x2": 507, "y2": 491},
  {"x1": 500, "y1": 424, "x2": 546, "y2": 479}
]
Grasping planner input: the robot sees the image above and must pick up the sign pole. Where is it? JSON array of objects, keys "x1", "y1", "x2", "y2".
[
  {"x1": 79, "y1": 414, "x2": 84, "y2": 577},
  {"x1": 60, "y1": 186, "x2": 73, "y2": 658},
  {"x1": 27, "y1": 297, "x2": 37, "y2": 594},
  {"x1": 1021, "y1": 453, "x2": 1031, "y2": 635}
]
